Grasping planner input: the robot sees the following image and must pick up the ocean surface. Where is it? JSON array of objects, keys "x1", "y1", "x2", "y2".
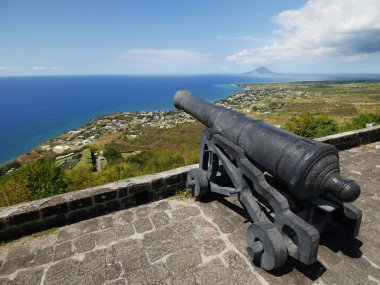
[{"x1": 1, "y1": 73, "x2": 380, "y2": 166}]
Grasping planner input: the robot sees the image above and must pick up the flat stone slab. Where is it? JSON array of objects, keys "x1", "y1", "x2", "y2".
[{"x1": 0, "y1": 141, "x2": 379, "y2": 285}]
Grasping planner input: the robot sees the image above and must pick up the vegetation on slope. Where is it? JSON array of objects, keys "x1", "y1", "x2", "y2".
[{"x1": 1, "y1": 111, "x2": 378, "y2": 207}]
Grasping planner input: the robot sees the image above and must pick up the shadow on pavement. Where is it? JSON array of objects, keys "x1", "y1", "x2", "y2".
[{"x1": 196, "y1": 193, "x2": 363, "y2": 281}]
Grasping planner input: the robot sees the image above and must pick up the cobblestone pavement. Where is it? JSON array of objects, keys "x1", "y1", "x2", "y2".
[{"x1": 0, "y1": 141, "x2": 379, "y2": 285}]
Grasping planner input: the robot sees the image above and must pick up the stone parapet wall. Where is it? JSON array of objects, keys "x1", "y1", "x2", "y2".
[
  {"x1": 0, "y1": 164, "x2": 197, "y2": 240},
  {"x1": 316, "y1": 125, "x2": 380, "y2": 150},
  {"x1": 1, "y1": 126, "x2": 379, "y2": 241}
]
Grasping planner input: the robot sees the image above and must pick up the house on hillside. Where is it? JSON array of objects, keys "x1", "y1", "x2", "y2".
[
  {"x1": 41, "y1": 145, "x2": 51, "y2": 151},
  {"x1": 53, "y1": 145, "x2": 70, "y2": 153}
]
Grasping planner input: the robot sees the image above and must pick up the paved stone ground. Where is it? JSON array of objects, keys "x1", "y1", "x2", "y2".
[{"x1": 0, "y1": 141, "x2": 379, "y2": 285}]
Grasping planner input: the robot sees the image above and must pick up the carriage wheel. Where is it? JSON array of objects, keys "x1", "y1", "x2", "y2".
[
  {"x1": 186, "y1": 168, "x2": 209, "y2": 197},
  {"x1": 247, "y1": 220, "x2": 288, "y2": 271}
]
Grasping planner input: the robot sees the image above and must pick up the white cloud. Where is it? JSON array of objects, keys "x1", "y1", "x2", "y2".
[
  {"x1": 0, "y1": 66, "x2": 21, "y2": 71},
  {"x1": 0, "y1": 66, "x2": 62, "y2": 73},
  {"x1": 50, "y1": 66, "x2": 63, "y2": 71},
  {"x1": 227, "y1": 0, "x2": 380, "y2": 65},
  {"x1": 216, "y1": 35, "x2": 266, "y2": 42},
  {"x1": 31, "y1": 65, "x2": 62, "y2": 71},
  {"x1": 31, "y1": 66, "x2": 48, "y2": 71},
  {"x1": 121, "y1": 48, "x2": 209, "y2": 61}
]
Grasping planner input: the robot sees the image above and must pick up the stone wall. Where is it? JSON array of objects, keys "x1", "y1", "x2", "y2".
[
  {"x1": 1, "y1": 125, "x2": 379, "y2": 241},
  {"x1": 316, "y1": 125, "x2": 380, "y2": 150},
  {"x1": 0, "y1": 165, "x2": 197, "y2": 240}
]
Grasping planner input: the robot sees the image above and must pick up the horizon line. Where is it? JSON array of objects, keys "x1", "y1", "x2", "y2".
[{"x1": 1, "y1": 71, "x2": 380, "y2": 78}]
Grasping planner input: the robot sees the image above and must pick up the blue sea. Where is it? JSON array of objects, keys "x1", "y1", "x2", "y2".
[{"x1": 1, "y1": 73, "x2": 380, "y2": 166}]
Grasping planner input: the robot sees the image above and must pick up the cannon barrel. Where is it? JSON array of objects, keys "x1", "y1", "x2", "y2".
[{"x1": 174, "y1": 90, "x2": 360, "y2": 202}]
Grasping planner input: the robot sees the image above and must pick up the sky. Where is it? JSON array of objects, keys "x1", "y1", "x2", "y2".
[{"x1": 1, "y1": 0, "x2": 380, "y2": 76}]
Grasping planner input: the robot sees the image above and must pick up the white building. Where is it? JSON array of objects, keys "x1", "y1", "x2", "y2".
[
  {"x1": 41, "y1": 145, "x2": 52, "y2": 151},
  {"x1": 53, "y1": 145, "x2": 70, "y2": 153}
]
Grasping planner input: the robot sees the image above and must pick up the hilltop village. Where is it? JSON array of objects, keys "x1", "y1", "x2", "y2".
[
  {"x1": 28, "y1": 84, "x2": 316, "y2": 171},
  {"x1": 218, "y1": 84, "x2": 314, "y2": 114},
  {"x1": 44, "y1": 110, "x2": 196, "y2": 154},
  {"x1": 34, "y1": 110, "x2": 197, "y2": 171}
]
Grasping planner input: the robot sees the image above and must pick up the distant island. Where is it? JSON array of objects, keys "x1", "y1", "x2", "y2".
[{"x1": 244, "y1": 66, "x2": 276, "y2": 76}]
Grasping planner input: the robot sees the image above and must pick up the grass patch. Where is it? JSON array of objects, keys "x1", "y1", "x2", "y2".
[
  {"x1": 31, "y1": 227, "x2": 59, "y2": 238},
  {"x1": 73, "y1": 148, "x2": 93, "y2": 169},
  {"x1": 55, "y1": 153, "x2": 75, "y2": 167},
  {"x1": 0, "y1": 227, "x2": 59, "y2": 247},
  {"x1": 171, "y1": 188, "x2": 193, "y2": 200}
]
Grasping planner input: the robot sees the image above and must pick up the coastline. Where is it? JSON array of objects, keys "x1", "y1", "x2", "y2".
[
  {"x1": 0, "y1": 75, "x2": 255, "y2": 166},
  {"x1": 2, "y1": 79, "x2": 380, "y2": 168}
]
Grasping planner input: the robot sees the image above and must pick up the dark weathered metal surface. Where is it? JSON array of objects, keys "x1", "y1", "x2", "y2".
[
  {"x1": 174, "y1": 90, "x2": 362, "y2": 271},
  {"x1": 174, "y1": 90, "x2": 360, "y2": 202}
]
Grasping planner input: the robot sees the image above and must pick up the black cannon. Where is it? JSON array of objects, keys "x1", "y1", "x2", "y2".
[{"x1": 174, "y1": 90, "x2": 362, "y2": 271}]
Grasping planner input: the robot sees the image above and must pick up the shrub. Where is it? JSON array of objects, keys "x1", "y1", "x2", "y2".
[
  {"x1": 0, "y1": 177, "x2": 32, "y2": 207},
  {"x1": 311, "y1": 116, "x2": 339, "y2": 137},
  {"x1": 341, "y1": 110, "x2": 380, "y2": 131},
  {"x1": 0, "y1": 159, "x2": 67, "y2": 205},
  {"x1": 21, "y1": 159, "x2": 67, "y2": 198},
  {"x1": 285, "y1": 113, "x2": 338, "y2": 138},
  {"x1": 127, "y1": 150, "x2": 185, "y2": 173},
  {"x1": 96, "y1": 164, "x2": 136, "y2": 184},
  {"x1": 64, "y1": 165, "x2": 97, "y2": 191},
  {"x1": 285, "y1": 113, "x2": 315, "y2": 137}
]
